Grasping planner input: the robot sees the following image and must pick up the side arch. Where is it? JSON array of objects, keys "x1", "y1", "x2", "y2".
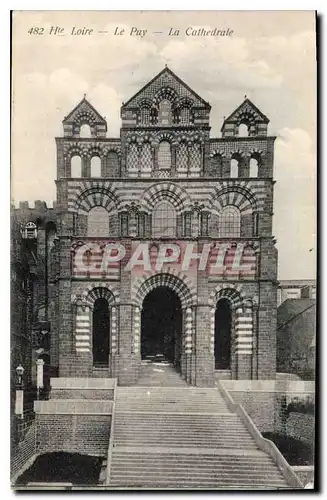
[
  {"x1": 210, "y1": 182, "x2": 259, "y2": 216},
  {"x1": 74, "y1": 186, "x2": 118, "y2": 215},
  {"x1": 72, "y1": 283, "x2": 120, "y2": 308}
]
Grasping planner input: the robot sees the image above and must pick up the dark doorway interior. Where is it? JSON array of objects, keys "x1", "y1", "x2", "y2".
[
  {"x1": 141, "y1": 287, "x2": 182, "y2": 369},
  {"x1": 214, "y1": 299, "x2": 232, "y2": 369},
  {"x1": 92, "y1": 298, "x2": 110, "y2": 366}
]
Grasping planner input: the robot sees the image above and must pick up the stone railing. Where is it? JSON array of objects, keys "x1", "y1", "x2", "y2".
[{"x1": 217, "y1": 381, "x2": 304, "y2": 489}]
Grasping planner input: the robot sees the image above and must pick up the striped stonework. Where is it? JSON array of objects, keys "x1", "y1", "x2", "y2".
[
  {"x1": 132, "y1": 306, "x2": 141, "y2": 355},
  {"x1": 111, "y1": 306, "x2": 118, "y2": 354},
  {"x1": 184, "y1": 307, "x2": 193, "y2": 355},
  {"x1": 209, "y1": 283, "x2": 245, "y2": 309},
  {"x1": 210, "y1": 307, "x2": 216, "y2": 354},
  {"x1": 131, "y1": 270, "x2": 197, "y2": 309},
  {"x1": 67, "y1": 180, "x2": 119, "y2": 213},
  {"x1": 75, "y1": 305, "x2": 91, "y2": 353},
  {"x1": 66, "y1": 179, "x2": 266, "y2": 219},
  {"x1": 140, "y1": 182, "x2": 191, "y2": 214},
  {"x1": 234, "y1": 311, "x2": 253, "y2": 355},
  {"x1": 84, "y1": 285, "x2": 117, "y2": 308}
]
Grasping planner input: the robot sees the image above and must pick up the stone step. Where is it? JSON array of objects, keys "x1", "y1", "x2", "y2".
[
  {"x1": 112, "y1": 454, "x2": 274, "y2": 464},
  {"x1": 114, "y1": 442, "x2": 258, "y2": 449},
  {"x1": 114, "y1": 428, "x2": 252, "y2": 436},
  {"x1": 109, "y1": 476, "x2": 288, "y2": 487},
  {"x1": 110, "y1": 471, "x2": 285, "y2": 482},
  {"x1": 109, "y1": 482, "x2": 291, "y2": 490},
  {"x1": 111, "y1": 464, "x2": 282, "y2": 474}
]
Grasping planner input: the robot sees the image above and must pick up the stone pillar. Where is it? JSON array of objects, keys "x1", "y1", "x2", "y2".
[
  {"x1": 132, "y1": 306, "x2": 141, "y2": 356},
  {"x1": 82, "y1": 156, "x2": 90, "y2": 177},
  {"x1": 36, "y1": 358, "x2": 44, "y2": 390},
  {"x1": 194, "y1": 304, "x2": 214, "y2": 387},
  {"x1": 210, "y1": 306, "x2": 215, "y2": 363},
  {"x1": 251, "y1": 304, "x2": 259, "y2": 379},
  {"x1": 184, "y1": 307, "x2": 193, "y2": 383},
  {"x1": 171, "y1": 144, "x2": 177, "y2": 176},
  {"x1": 257, "y1": 282, "x2": 277, "y2": 379},
  {"x1": 222, "y1": 157, "x2": 230, "y2": 177},
  {"x1": 116, "y1": 241, "x2": 138, "y2": 385},
  {"x1": 110, "y1": 306, "x2": 118, "y2": 377}
]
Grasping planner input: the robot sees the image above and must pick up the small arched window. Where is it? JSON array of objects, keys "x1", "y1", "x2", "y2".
[
  {"x1": 158, "y1": 141, "x2": 171, "y2": 170},
  {"x1": 159, "y1": 100, "x2": 172, "y2": 126},
  {"x1": 249, "y1": 158, "x2": 259, "y2": 178},
  {"x1": 71, "y1": 155, "x2": 82, "y2": 178},
  {"x1": 153, "y1": 201, "x2": 176, "y2": 237},
  {"x1": 91, "y1": 156, "x2": 101, "y2": 177},
  {"x1": 180, "y1": 107, "x2": 190, "y2": 125},
  {"x1": 80, "y1": 124, "x2": 92, "y2": 138},
  {"x1": 230, "y1": 158, "x2": 239, "y2": 178},
  {"x1": 140, "y1": 107, "x2": 151, "y2": 125},
  {"x1": 238, "y1": 123, "x2": 249, "y2": 137},
  {"x1": 87, "y1": 206, "x2": 109, "y2": 237},
  {"x1": 219, "y1": 205, "x2": 241, "y2": 238},
  {"x1": 22, "y1": 221, "x2": 37, "y2": 240}
]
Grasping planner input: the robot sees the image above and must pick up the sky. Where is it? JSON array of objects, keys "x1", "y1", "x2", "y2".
[{"x1": 11, "y1": 10, "x2": 316, "y2": 280}]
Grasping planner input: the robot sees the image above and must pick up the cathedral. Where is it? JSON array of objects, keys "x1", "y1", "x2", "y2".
[{"x1": 14, "y1": 66, "x2": 278, "y2": 387}]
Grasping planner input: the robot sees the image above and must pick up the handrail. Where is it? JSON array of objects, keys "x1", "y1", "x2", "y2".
[
  {"x1": 217, "y1": 381, "x2": 304, "y2": 489},
  {"x1": 105, "y1": 378, "x2": 117, "y2": 486}
]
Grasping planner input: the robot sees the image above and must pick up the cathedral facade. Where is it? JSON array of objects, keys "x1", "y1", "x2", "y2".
[{"x1": 20, "y1": 67, "x2": 278, "y2": 387}]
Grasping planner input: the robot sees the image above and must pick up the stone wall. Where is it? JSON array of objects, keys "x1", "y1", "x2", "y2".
[
  {"x1": 221, "y1": 380, "x2": 315, "y2": 440},
  {"x1": 36, "y1": 414, "x2": 111, "y2": 457},
  {"x1": 11, "y1": 424, "x2": 36, "y2": 482}
]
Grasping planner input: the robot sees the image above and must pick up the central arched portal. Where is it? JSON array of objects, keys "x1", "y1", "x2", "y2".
[{"x1": 141, "y1": 286, "x2": 182, "y2": 370}]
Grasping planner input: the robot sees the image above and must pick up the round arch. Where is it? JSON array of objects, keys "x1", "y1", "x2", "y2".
[
  {"x1": 132, "y1": 272, "x2": 197, "y2": 309},
  {"x1": 74, "y1": 186, "x2": 118, "y2": 215},
  {"x1": 141, "y1": 182, "x2": 191, "y2": 215},
  {"x1": 210, "y1": 184, "x2": 258, "y2": 216}
]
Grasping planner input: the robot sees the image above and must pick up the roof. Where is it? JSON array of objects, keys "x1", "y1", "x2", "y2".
[
  {"x1": 222, "y1": 98, "x2": 269, "y2": 125},
  {"x1": 63, "y1": 96, "x2": 107, "y2": 124},
  {"x1": 277, "y1": 299, "x2": 316, "y2": 328},
  {"x1": 122, "y1": 66, "x2": 211, "y2": 109}
]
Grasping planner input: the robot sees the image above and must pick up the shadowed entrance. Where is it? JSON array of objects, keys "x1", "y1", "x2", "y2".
[
  {"x1": 141, "y1": 286, "x2": 182, "y2": 369},
  {"x1": 93, "y1": 297, "x2": 110, "y2": 366},
  {"x1": 214, "y1": 298, "x2": 232, "y2": 370}
]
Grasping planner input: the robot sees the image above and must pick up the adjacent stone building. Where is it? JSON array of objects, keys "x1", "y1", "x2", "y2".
[
  {"x1": 277, "y1": 280, "x2": 316, "y2": 380},
  {"x1": 14, "y1": 67, "x2": 279, "y2": 386}
]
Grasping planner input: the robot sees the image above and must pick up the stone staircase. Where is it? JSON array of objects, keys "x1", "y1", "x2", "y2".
[{"x1": 108, "y1": 382, "x2": 294, "y2": 489}]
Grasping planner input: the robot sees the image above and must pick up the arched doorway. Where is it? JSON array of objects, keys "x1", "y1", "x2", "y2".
[
  {"x1": 141, "y1": 287, "x2": 182, "y2": 369},
  {"x1": 92, "y1": 298, "x2": 110, "y2": 366},
  {"x1": 214, "y1": 299, "x2": 232, "y2": 370}
]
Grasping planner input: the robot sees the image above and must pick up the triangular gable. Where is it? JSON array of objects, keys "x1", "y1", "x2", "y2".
[
  {"x1": 224, "y1": 98, "x2": 269, "y2": 124},
  {"x1": 63, "y1": 97, "x2": 107, "y2": 124},
  {"x1": 123, "y1": 67, "x2": 210, "y2": 109}
]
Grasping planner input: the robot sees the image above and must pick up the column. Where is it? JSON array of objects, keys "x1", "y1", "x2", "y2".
[
  {"x1": 110, "y1": 306, "x2": 118, "y2": 376},
  {"x1": 194, "y1": 304, "x2": 214, "y2": 387},
  {"x1": 132, "y1": 306, "x2": 141, "y2": 356},
  {"x1": 210, "y1": 306, "x2": 215, "y2": 360},
  {"x1": 184, "y1": 307, "x2": 193, "y2": 383}
]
